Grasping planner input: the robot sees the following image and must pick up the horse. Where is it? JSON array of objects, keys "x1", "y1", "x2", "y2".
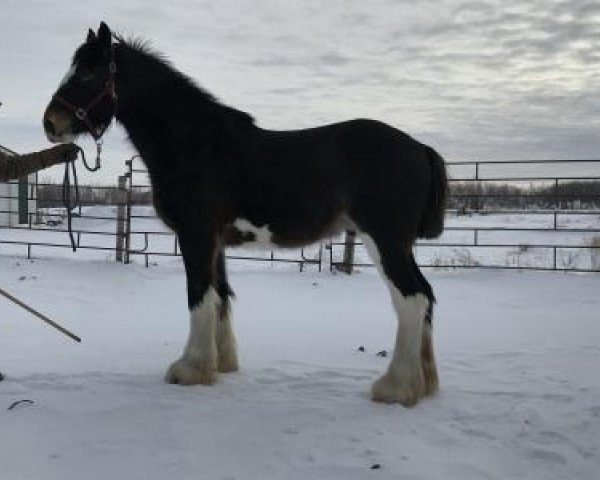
[{"x1": 43, "y1": 22, "x2": 448, "y2": 406}]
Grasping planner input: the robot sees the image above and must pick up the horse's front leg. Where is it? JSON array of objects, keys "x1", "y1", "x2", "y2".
[{"x1": 165, "y1": 231, "x2": 220, "y2": 385}]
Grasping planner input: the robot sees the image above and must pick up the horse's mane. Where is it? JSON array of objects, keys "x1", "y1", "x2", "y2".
[{"x1": 114, "y1": 33, "x2": 255, "y2": 126}]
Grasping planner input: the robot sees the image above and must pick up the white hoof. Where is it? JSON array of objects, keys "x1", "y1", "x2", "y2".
[
  {"x1": 371, "y1": 367, "x2": 425, "y2": 407},
  {"x1": 165, "y1": 355, "x2": 217, "y2": 386}
]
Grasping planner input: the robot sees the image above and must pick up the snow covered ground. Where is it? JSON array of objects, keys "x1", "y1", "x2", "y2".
[{"x1": 1, "y1": 255, "x2": 599, "y2": 479}]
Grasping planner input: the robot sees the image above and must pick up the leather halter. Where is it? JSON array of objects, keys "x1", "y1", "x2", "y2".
[{"x1": 52, "y1": 45, "x2": 118, "y2": 141}]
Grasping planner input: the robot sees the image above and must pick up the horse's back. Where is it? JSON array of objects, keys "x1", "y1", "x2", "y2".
[
  {"x1": 248, "y1": 118, "x2": 429, "y2": 183},
  {"x1": 256, "y1": 118, "x2": 432, "y2": 203}
]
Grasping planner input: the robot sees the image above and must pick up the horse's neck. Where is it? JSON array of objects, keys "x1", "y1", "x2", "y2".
[
  {"x1": 114, "y1": 48, "x2": 213, "y2": 165},
  {"x1": 115, "y1": 93, "x2": 168, "y2": 161}
]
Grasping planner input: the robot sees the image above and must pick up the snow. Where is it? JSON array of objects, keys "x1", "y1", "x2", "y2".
[{"x1": 1, "y1": 255, "x2": 599, "y2": 479}]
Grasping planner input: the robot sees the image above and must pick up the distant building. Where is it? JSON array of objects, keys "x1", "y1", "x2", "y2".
[{"x1": 0, "y1": 143, "x2": 38, "y2": 227}]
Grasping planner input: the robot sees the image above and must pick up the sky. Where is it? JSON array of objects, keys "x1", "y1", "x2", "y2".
[{"x1": 1, "y1": 0, "x2": 599, "y2": 184}]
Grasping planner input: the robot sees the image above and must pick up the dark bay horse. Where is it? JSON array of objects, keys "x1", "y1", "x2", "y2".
[{"x1": 43, "y1": 22, "x2": 448, "y2": 406}]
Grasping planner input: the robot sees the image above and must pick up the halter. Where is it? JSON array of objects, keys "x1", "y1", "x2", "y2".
[
  {"x1": 52, "y1": 44, "x2": 118, "y2": 142},
  {"x1": 53, "y1": 44, "x2": 119, "y2": 251}
]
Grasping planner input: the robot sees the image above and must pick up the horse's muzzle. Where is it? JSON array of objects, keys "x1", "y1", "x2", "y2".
[{"x1": 43, "y1": 106, "x2": 75, "y2": 143}]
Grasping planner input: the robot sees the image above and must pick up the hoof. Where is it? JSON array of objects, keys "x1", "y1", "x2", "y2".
[
  {"x1": 371, "y1": 368, "x2": 425, "y2": 407},
  {"x1": 165, "y1": 356, "x2": 217, "y2": 386}
]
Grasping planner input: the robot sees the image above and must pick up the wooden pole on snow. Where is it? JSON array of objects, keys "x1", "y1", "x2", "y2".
[{"x1": 0, "y1": 285, "x2": 81, "y2": 343}]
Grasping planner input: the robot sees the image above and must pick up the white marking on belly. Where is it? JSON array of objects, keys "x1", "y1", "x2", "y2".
[{"x1": 233, "y1": 218, "x2": 275, "y2": 249}]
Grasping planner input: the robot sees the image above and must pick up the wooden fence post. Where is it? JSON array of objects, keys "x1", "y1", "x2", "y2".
[{"x1": 340, "y1": 230, "x2": 356, "y2": 274}]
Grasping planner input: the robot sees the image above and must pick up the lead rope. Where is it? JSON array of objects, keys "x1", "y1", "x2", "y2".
[{"x1": 62, "y1": 141, "x2": 103, "y2": 251}]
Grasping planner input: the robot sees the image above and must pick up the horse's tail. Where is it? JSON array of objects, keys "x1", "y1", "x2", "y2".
[{"x1": 417, "y1": 145, "x2": 448, "y2": 239}]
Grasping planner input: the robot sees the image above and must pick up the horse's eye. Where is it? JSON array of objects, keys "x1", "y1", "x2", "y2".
[
  {"x1": 74, "y1": 66, "x2": 95, "y2": 83},
  {"x1": 80, "y1": 73, "x2": 95, "y2": 83}
]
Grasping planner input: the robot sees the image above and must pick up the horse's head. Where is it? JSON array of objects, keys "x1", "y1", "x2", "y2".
[{"x1": 43, "y1": 22, "x2": 117, "y2": 143}]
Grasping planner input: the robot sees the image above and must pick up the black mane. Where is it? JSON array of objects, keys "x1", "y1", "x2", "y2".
[{"x1": 115, "y1": 37, "x2": 255, "y2": 126}]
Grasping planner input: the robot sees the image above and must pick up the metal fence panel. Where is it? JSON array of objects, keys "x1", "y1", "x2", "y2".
[{"x1": 1, "y1": 157, "x2": 599, "y2": 272}]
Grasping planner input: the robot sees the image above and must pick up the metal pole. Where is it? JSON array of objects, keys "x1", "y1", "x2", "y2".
[
  {"x1": 124, "y1": 158, "x2": 135, "y2": 264},
  {"x1": 116, "y1": 175, "x2": 126, "y2": 262},
  {"x1": 329, "y1": 239, "x2": 334, "y2": 272},
  {"x1": 318, "y1": 243, "x2": 323, "y2": 273}
]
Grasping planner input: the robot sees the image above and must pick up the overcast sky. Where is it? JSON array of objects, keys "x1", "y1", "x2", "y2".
[{"x1": 1, "y1": 0, "x2": 599, "y2": 183}]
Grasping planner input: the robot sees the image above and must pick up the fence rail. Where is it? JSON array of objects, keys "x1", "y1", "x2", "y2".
[{"x1": 1, "y1": 157, "x2": 599, "y2": 272}]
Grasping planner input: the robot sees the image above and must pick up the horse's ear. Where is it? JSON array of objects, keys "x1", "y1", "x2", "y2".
[
  {"x1": 97, "y1": 21, "x2": 112, "y2": 56},
  {"x1": 86, "y1": 29, "x2": 97, "y2": 43}
]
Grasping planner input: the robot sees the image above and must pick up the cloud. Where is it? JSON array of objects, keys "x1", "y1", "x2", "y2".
[{"x1": 0, "y1": 0, "x2": 598, "y2": 184}]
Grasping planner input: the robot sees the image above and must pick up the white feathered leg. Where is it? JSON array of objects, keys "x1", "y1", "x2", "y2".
[
  {"x1": 165, "y1": 286, "x2": 220, "y2": 385},
  {"x1": 361, "y1": 233, "x2": 428, "y2": 406}
]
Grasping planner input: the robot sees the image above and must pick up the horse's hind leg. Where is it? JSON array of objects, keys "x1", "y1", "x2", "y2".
[
  {"x1": 361, "y1": 233, "x2": 431, "y2": 406},
  {"x1": 215, "y1": 250, "x2": 239, "y2": 373},
  {"x1": 409, "y1": 256, "x2": 439, "y2": 396}
]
